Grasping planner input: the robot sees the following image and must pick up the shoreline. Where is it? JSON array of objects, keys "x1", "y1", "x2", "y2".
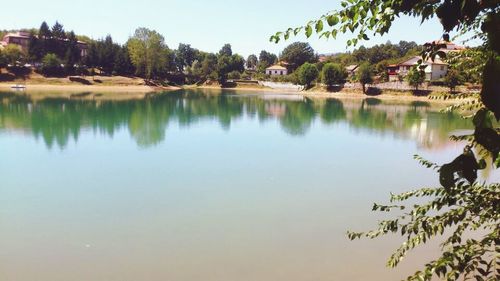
[
  {"x1": 190, "y1": 85, "x2": 462, "y2": 104},
  {"x1": 0, "y1": 82, "x2": 464, "y2": 104}
]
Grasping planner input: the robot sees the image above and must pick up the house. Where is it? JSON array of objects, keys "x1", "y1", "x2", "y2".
[
  {"x1": 265, "y1": 65, "x2": 288, "y2": 76},
  {"x1": 428, "y1": 40, "x2": 466, "y2": 53},
  {"x1": 2, "y1": 31, "x2": 31, "y2": 51},
  {"x1": 1, "y1": 31, "x2": 88, "y2": 57},
  {"x1": 345, "y1": 64, "x2": 358, "y2": 77},
  {"x1": 388, "y1": 56, "x2": 448, "y2": 81}
]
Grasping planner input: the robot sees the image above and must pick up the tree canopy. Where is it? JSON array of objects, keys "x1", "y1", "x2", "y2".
[{"x1": 280, "y1": 42, "x2": 317, "y2": 72}]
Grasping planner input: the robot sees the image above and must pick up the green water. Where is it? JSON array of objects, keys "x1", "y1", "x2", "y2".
[{"x1": 0, "y1": 89, "x2": 492, "y2": 281}]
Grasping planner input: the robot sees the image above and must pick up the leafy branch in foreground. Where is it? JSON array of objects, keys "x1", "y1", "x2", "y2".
[{"x1": 270, "y1": 0, "x2": 499, "y2": 280}]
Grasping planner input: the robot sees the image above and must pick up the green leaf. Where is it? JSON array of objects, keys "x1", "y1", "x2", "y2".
[
  {"x1": 327, "y1": 15, "x2": 339, "y2": 26},
  {"x1": 331, "y1": 30, "x2": 338, "y2": 39},
  {"x1": 315, "y1": 20, "x2": 324, "y2": 33},
  {"x1": 305, "y1": 25, "x2": 313, "y2": 38}
]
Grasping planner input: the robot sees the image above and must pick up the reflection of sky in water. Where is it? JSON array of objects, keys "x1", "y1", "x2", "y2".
[{"x1": 0, "y1": 90, "x2": 497, "y2": 281}]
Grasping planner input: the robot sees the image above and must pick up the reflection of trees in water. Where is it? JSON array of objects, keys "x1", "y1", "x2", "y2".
[{"x1": 0, "y1": 91, "x2": 470, "y2": 149}]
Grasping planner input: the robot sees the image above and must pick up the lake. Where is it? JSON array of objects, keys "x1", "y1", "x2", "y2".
[{"x1": 0, "y1": 89, "x2": 496, "y2": 281}]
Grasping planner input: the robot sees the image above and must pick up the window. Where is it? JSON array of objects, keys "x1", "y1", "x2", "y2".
[
  {"x1": 280, "y1": 71, "x2": 283, "y2": 75},
  {"x1": 440, "y1": 66, "x2": 444, "y2": 71}
]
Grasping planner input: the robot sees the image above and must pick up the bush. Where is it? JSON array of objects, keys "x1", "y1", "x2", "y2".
[
  {"x1": 407, "y1": 67, "x2": 426, "y2": 90},
  {"x1": 297, "y1": 62, "x2": 319, "y2": 89},
  {"x1": 41, "y1": 53, "x2": 63, "y2": 76},
  {"x1": 444, "y1": 69, "x2": 464, "y2": 93},
  {"x1": 227, "y1": 71, "x2": 241, "y2": 80},
  {"x1": 322, "y1": 63, "x2": 347, "y2": 87}
]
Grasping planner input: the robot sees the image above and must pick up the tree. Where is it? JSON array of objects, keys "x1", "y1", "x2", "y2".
[
  {"x1": 297, "y1": 62, "x2": 319, "y2": 89},
  {"x1": 113, "y1": 46, "x2": 134, "y2": 76},
  {"x1": 280, "y1": 42, "x2": 317, "y2": 72},
  {"x1": 127, "y1": 27, "x2": 170, "y2": 80},
  {"x1": 64, "y1": 31, "x2": 81, "y2": 73},
  {"x1": 38, "y1": 21, "x2": 52, "y2": 39},
  {"x1": 257, "y1": 50, "x2": 277, "y2": 72},
  {"x1": 41, "y1": 53, "x2": 62, "y2": 76},
  {"x1": 246, "y1": 54, "x2": 258, "y2": 69},
  {"x1": 216, "y1": 55, "x2": 232, "y2": 84},
  {"x1": 356, "y1": 63, "x2": 373, "y2": 94},
  {"x1": 271, "y1": 0, "x2": 500, "y2": 280},
  {"x1": 219, "y1": 44, "x2": 233, "y2": 56},
  {"x1": 407, "y1": 67, "x2": 425, "y2": 91},
  {"x1": 2, "y1": 44, "x2": 24, "y2": 66},
  {"x1": 444, "y1": 69, "x2": 464, "y2": 93},
  {"x1": 201, "y1": 53, "x2": 218, "y2": 79},
  {"x1": 51, "y1": 21, "x2": 65, "y2": 39},
  {"x1": 321, "y1": 63, "x2": 347, "y2": 87},
  {"x1": 175, "y1": 43, "x2": 197, "y2": 72},
  {"x1": 229, "y1": 54, "x2": 245, "y2": 73}
]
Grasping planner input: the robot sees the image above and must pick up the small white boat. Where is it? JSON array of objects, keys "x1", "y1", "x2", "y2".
[{"x1": 11, "y1": 84, "x2": 26, "y2": 90}]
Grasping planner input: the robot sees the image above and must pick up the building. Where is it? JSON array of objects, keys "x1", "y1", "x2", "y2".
[
  {"x1": 265, "y1": 65, "x2": 288, "y2": 76},
  {"x1": 1, "y1": 31, "x2": 88, "y2": 57},
  {"x1": 428, "y1": 40, "x2": 466, "y2": 53},
  {"x1": 388, "y1": 56, "x2": 448, "y2": 81},
  {"x1": 2, "y1": 31, "x2": 31, "y2": 51}
]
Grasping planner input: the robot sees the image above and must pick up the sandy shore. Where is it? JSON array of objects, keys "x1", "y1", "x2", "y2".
[
  {"x1": 191, "y1": 85, "x2": 463, "y2": 104},
  {"x1": 0, "y1": 82, "x2": 465, "y2": 104}
]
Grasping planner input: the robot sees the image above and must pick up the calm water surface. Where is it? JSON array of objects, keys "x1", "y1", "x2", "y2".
[{"x1": 0, "y1": 89, "x2": 496, "y2": 281}]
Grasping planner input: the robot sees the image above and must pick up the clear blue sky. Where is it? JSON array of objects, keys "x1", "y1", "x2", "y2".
[{"x1": 1, "y1": 0, "x2": 469, "y2": 57}]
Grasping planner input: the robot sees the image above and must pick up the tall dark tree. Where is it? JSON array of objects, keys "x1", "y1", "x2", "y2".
[
  {"x1": 279, "y1": 42, "x2": 317, "y2": 72},
  {"x1": 246, "y1": 54, "x2": 258, "y2": 69},
  {"x1": 113, "y1": 46, "x2": 134, "y2": 75},
  {"x1": 51, "y1": 21, "x2": 65, "y2": 39},
  {"x1": 257, "y1": 50, "x2": 277, "y2": 72},
  {"x1": 64, "y1": 31, "x2": 81, "y2": 73},
  {"x1": 28, "y1": 33, "x2": 43, "y2": 62},
  {"x1": 38, "y1": 21, "x2": 52, "y2": 39},
  {"x1": 219, "y1": 44, "x2": 232, "y2": 56}
]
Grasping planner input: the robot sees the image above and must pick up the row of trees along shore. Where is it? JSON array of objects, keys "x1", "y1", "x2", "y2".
[{"x1": 0, "y1": 21, "x2": 482, "y2": 91}]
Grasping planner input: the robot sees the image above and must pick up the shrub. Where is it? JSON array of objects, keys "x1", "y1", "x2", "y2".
[
  {"x1": 41, "y1": 53, "x2": 63, "y2": 76},
  {"x1": 297, "y1": 62, "x2": 319, "y2": 89},
  {"x1": 227, "y1": 71, "x2": 241, "y2": 80},
  {"x1": 407, "y1": 67, "x2": 426, "y2": 90},
  {"x1": 444, "y1": 69, "x2": 464, "y2": 93},
  {"x1": 322, "y1": 63, "x2": 347, "y2": 87}
]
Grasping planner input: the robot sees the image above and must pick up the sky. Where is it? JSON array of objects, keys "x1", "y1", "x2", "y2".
[{"x1": 0, "y1": 0, "x2": 472, "y2": 57}]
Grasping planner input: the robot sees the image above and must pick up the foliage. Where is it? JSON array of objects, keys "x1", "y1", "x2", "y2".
[
  {"x1": 297, "y1": 62, "x2": 319, "y2": 89},
  {"x1": 257, "y1": 50, "x2": 278, "y2": 73},
  {"x1": 246, "y1": 54, "x2": 258, "y2": 69},
  {"x1": 444, "y1": 69, "x2": 465, "y2": 93},
  {"x1": 219, "y1": 44, "x2": 233, "y2": 57},
  {"x1": 446, "y1": 48, "x2": 488, "y2": 84},
  {"x1": 175, "y1": 43, "x2": 198, "y2": 72},
  {"x1": 41, "y1": 53, "x2": 62, "y2": 76},
  {"x1": 271, "y1": 0, "x2": 500, "y2": 279},
  {"x1": 127, "y1": 27, "x2": 172, "y2": 80},
  {"x1": 356, "y1": 63, "x2": 373, "y2": 94},
  {"x1": 321, "y1": 63, "x2": 347, "y2": 87},
  {"x1": 227, "y1": 70, "x2": 241, "y2": 80},
  {"x1": 280, "y1": 42, "x2": 317, "y2": 72},
  {"x1": 2, "y1": 44, "x2": 25, "y2": 66},
  {"x1": 407, "y1": 67, "x2": 426, "y2": 91}
]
